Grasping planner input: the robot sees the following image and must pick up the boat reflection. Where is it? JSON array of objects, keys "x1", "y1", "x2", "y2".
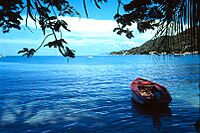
[{"x1": 131, "y1": 98, "x2": 172, "y2": 128}]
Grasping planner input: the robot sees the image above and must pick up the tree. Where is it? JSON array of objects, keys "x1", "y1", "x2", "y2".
[{"x1": 114, "y1": 0, "x2": 200, "y2": 53}]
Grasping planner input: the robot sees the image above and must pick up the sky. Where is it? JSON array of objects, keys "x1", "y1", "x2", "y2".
[{"x1": 0, "y1": 0, "x2": 156, "y2": 56}]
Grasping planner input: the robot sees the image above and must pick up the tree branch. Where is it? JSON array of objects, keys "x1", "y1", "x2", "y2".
[{"x1": 36, "y1": 33, "x2": 53, "y2": 51}]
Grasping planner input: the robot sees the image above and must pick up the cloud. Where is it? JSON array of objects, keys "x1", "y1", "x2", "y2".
[
  {"x1": 0, "y1": 38, "x2": 38, "y2": 44},
  {"x1": 59, "y1": 17, "x2": 156, "y2": 46},
  {"x1": 64, "y1": 17, "x2": 118, "y2": 33}
]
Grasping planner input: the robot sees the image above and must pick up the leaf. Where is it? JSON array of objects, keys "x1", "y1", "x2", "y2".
[
  {"x1": 60, "y1": 20, "x2": 68, "y2": 26},
  {"x1": 16, "y1": 12, "x2": 23, "y2": 20},
  {"x1": 18, "y1": 48, "x2": 36, "y2": 57},
  {"x1": 10, "y1": 24, "x2": 21, "y2": 30},
  {"x1": 18, "y1": 48, "x2": 29, "y2": 54},
  {"x1": 65, "y1": 47, "x2": 75, "y2": 58},
  {"x1": 27, "y1": 48, "x2": 36, "y2": 57},
  {"x1": 48, "y1": 16, "x2": 57, "y2": 20},
  {"x1": 113, "y1": 28, "x2": 120, "y2": 32},
  {"x1": 44, "y1": 39, "x2": 64, "y2": 48},
  {"x1": 39, "y1": 19, "x2": 46, "y2": 35},
  {"x1": 126, "y1": 31, "x2": 134, "y2": 39},
  {"x1": 42, "y1": 25, "x2": 46, "y2": 35},
  {"x1": 54, "y1": 21, "x2": 61, "y2": 32},
  {"x1": 114, "y1": 14, "x2": 121, "y2": 19},
  {"x1": 44, "y1": 40, "x2": 58, "y2": 48},
  {"x1": 60, "y1": 20, "x2": 70, "y2": 32},
  {"x1": 35, "y1": 2, "x2": 48, "y2": 18},
  {"x1": 117, "y1": 31, "x2": 122, "y2": 35},
  {"x1": 61, "y1": 39, "x2": 67, "y2": 44}
]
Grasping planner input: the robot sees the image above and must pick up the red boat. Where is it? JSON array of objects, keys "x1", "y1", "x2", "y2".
[{"x1": 130, "y1": 78, "x2": 172, "y2": 105}]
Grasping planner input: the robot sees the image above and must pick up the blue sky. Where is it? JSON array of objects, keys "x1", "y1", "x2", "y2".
[{"x1": 0, "y1": 1, "x2": 156, "y2": 56}]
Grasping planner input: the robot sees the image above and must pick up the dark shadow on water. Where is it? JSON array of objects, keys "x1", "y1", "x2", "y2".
[
  {"x1": 0, "y1": 96, "x2": 198, "y2": 132},
  {"x1": 0, "y1": 98, "x2": 69, "y2": 133},
  {"x1": 131, "y1": 98, "x2": 172, "y2": 129}
]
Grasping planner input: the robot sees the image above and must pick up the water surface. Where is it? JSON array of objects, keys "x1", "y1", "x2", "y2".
[{"x1": 0, "y1": 55, "x2": 199, "y2": 132}]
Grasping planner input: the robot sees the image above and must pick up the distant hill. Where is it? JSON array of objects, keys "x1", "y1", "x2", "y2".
[{"x1": 110, "y1": 27, "x2": 199, "y2": 55}]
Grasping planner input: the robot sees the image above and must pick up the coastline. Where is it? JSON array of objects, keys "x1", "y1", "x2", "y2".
[{"x1": 110, "y1": 51, "x2": 199, "y2": 56}]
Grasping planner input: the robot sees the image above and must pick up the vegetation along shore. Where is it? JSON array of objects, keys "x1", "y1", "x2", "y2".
[{"x1": 111, "y1": 27, "x2": 200, "y2": 55}]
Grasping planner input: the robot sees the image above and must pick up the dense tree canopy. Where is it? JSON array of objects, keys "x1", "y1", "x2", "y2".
[{"x1": 0, "y1": 0, "x2": 199, "y2": 57}]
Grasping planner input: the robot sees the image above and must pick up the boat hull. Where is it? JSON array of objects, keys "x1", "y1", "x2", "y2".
[{"x1": 130, "y1": 78, "x2": 172, "y2": 105}]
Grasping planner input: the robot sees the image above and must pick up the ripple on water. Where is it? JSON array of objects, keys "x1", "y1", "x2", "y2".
[{"x1": 0, "y1": 55, "x2": 199, "y2": 132}]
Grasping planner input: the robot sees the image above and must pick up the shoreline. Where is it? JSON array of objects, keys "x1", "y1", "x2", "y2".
[{"x1": 110, "y1": 51, "x2": 200, "y2": 56}]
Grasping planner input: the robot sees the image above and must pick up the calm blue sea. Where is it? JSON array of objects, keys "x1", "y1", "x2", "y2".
[{"x1": 0, "y1": 55, "x2": 199, "y2": 133}]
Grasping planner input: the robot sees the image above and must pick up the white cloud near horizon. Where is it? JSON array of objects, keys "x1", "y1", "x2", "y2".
[{"x1": 0, "y1": 38, "x2": 38, "y2": 44}]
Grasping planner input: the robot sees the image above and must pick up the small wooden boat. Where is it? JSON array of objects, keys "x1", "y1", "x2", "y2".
[{"x1": 130, "y1": 78, "x2": 172, "y2": 105}]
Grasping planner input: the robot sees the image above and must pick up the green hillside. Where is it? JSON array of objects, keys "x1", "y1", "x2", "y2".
[{"x1": 111, "y1": 27, "x2": 199, "y2": 55}]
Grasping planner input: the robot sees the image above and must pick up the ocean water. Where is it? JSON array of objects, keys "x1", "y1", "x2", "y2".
[{"x1": 0, "y1": 55, "x2": 199, "y2": 133}]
